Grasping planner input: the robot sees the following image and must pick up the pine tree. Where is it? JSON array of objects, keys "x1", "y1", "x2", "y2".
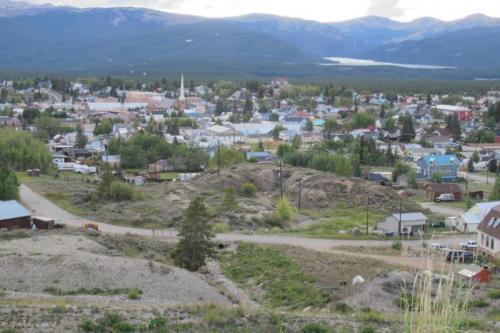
[
  {"x1": 172, "y1": 197, "x2": 215, "y2": 271},
  {"x1": 305, "y1": 119, "x2": 313, "y2": 132},
  {"x1": 215, "y1": 99, "x2": 225, "y2": 116},
  {"x1": 490, "y1": 177, "x2": 500, "y2": 201},
  {"x1": 75, "y1": 125, "x2": 88, "y2": 149}
]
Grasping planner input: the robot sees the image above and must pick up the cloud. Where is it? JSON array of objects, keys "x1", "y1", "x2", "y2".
[{"x1": 367, "y1": 0, "x2": 404, "y2": 18}]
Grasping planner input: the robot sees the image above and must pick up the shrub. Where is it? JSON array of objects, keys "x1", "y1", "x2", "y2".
[
  {"x1": 470, "y1": 299, "x2": 490, "y2": 308},
  {"x1": 360, "y1": 325, "x2": 376, "y2": 333},
  {"x1": 109, "y1": 182, "x2": 136, "y2": 201},
  {"x1": 112, "y1": 322, "x2": 135, "y2": 332},
  {"x1": 1, "y1": 329, "x2": 17, "y2": 333},
  {"x1": 127, "y1": 288, "x2": 142, "y2": 300},
  {"x1": 334, "y1": 302, "x2": 352, "y2": 314},
  {"x1": 241, "y1": 182, "x2": 257, "y2": 197},
  {"x1": 300, "y1": 322, "x2": 332, "y2": 333},
  {"x1": 212, "y1": 222, "x2": 231, "y2": 233},
  {"x1": 487, "y1": 289, "x2": 500, "y2": 299},
  {"x1": 148, "y1": 316, "x2": 168, "y2": 329},
  {"x1": 392, "y1": 241, "x2": 402, "y2": 251},
  {"x1": 80, "y1": 318, "x2": 96, "y2": 332},
  {"x1": 263, "y1": 213, "x2": 284, "y2": 228},
  {"x1": 276, "y1": 197, "x2": 294, "y2": 222},
  {"x1": 0, "y1": 288, "x2": 5, "y2": 298}
]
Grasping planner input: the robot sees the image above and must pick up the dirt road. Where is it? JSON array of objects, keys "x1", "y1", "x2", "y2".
[
  {"x1": 420, "y1": 202, "x2": 465, "y2": 216},
  {"x1": 20, "y1": 184, "x2": 469, "y2": 269}
]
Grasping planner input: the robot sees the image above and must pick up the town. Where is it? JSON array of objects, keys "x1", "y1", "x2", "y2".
[{"x1": 0, "y1": 73, "x2": 499, "y2": 332}]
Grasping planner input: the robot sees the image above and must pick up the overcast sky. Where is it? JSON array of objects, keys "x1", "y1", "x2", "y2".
[{"x1": 20, "y1": 0, "x2": 500, "y2": 22}]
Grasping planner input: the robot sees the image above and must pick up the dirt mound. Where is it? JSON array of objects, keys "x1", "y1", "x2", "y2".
[
  {"x1": 0, "y1": 235, "x2": 229, "y2": 306},
  {"x1": 194, "y1": 164, "x2": 419, "y2": 213}
]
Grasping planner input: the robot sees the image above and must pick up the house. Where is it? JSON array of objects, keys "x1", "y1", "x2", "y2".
[
  {"x1": 457, "y1": 201, "x2": 500, "y2": 233},
  {"x1": 377, "y1": 212, "x2": 428, "y2": 236},
  {"x1": 477, "y1": 204, "x2": 500, "y2": 259},
  {"x1": 0, "y1": 116, "x2": 21, "y2": 129},
  {"x1": 424, "y1": 183, "x2": 463, "y2": 201},
  {"x1": 416, "y1": 155, "x2": 459, "y2": 182},
  {"x1": 245, "y1": 151, "x2": 278, "y2": 162},
  {"x1": 458, "y1": 265, "x2": 492, "y2": 284},
  {"x1": 0, "y1": 200, "x2": 32, "y2": 230},
  {"x1": 435, "y1": 105, "x2": 472, "y2": 121}
]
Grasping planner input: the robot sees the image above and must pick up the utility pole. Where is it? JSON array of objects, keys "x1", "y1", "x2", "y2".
[
  {"x1": 298, "y1": 180, "x2": 302, "y2": 210},
  {"x1": 366, "y1": 196, "x2": 369, "y2": 235},
  {"x1": 279, "y1": 160, "x2": 283, "y2": 199},
  {"x1": 398, "y1": 200, "x2": 402, "y2": 238},
  {"x1": 217, "y1": 140, "x2": 221, "y2": 178}
]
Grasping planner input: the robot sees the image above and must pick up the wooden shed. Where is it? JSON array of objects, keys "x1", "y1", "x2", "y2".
[
  {"x1": 32, "y1": 216, "x2": 55, "y2": 230},
  {"x1": 0, "y1": 200, "x2": 32, "y2": 230},
  {"x1": 425, "y1": 183, "x2": 463, "y2": 201}
]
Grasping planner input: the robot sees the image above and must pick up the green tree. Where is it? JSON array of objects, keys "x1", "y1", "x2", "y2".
[
  {"x1": 432, "y1": 172, "x2": 443, "y2": 184},
  {"x1": 0, "y1": 129, "x2": 52, "y2": 172},
  {"x1": 305, "y1": 119, "x2": 313, "y2": 132},
  {"x1": 220, "y1": 187, "x2": 237, "y2": 212},
  {"x1": 323, "y1": 118, "x2": 337, "y2": 139},
  {"x1": 172, "y1": 197, "x2": 215, "y2": 271},
  {"x1": 75, "y1": 125, "x2": 88, "y2": 149},
  {"x1": 400, "y1": 114, "x2": 415, "y2": 143},
  {"x1": 215, "y1": 99, "x2": 225, "y2": 116},
  {"x1": 209, "y1": 146, "x2": 245, "y2": 169},
  {"x1": 351, "y1": 112, "x2": 375, "y2": 129},
  {"x1": 276, "y1": 197, "x2": 294, "y2": 222},
  {"x1": 384, "y1": 117, "x2": 397, "y2": 133},
  {"x1": 277, "y1": 143, "x2": 294, "y2": 158},
  {"x1": 241, "y1": 182, "x2": 257, "y2": 197},
  {"x1": 446, "y1": 114, "x2": 462, "y2": 141},
  {"x1": 467, "y1": 158, "x2": 475, "y2": 173},
  {"x1": 471, "y1": 151, "x2": 480, "y2": 163},
  {"x1": 490, "y1": 177, "x2": 500, "y2": 201},
  {"x1": 407, "y1": 169, "x2": 417, "y2": 189},
  {"x1": 0, "y1": 168, "x2": 19, "y2": 200},
  {"x1": 272, "y1": 125, "x2": 285, "y2": 140}
]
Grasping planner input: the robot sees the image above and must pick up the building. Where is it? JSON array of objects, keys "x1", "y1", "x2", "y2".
[
  {"x1": 0, "y1": 200, "x2": 32, "y2": 230},
  {"x1": 457, "y1": 201, "x2": 500, "y2": 233},
  {"x1": 424, "y1": 183, "x2": 463, "y2": 201},
  {"x1": 377, "y1": 212, "x2": 428, "y2": 236},
  {"x1": 435, "y1": 105, "x2": 472, "y2": 121},
  {"x1": 416, "y1": 155, "x2": 459, "y2": 182},
  {"x1": 477, "y1": 204, "x2": 500, "y2": 259}
]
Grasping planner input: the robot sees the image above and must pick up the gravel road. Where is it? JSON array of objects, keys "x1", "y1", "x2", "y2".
[{"x1": 20, "y1": 184, "x2": 470, "y2": 269}]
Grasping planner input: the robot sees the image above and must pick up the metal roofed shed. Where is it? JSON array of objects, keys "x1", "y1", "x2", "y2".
[
  {"x1": 377, "y1": 212, "x2": 428, "y2": 236},
  {"x1": 0, "y1": 200, "x2": 32, "y2": 230}
]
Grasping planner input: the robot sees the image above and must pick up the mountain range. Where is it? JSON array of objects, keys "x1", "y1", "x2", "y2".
[{"x1": 1, "y1": 0, "x2": 500, "y2": 78}]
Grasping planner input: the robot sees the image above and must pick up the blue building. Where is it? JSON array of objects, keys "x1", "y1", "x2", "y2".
[{"x1": 417, "y1": 155, "x2": 460, "y2": 182}]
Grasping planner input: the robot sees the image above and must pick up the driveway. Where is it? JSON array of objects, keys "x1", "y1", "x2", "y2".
[
  {"x1": 20, "y1": 184, "x2": 470, "y2": 269},
  {"x1": 420, "y1": 202, "x2": 464, "y2": 217}
]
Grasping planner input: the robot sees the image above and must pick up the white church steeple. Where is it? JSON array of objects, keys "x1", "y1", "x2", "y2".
[{"x1": 179, "y1": 73, "x2": 185, "y2": 100}]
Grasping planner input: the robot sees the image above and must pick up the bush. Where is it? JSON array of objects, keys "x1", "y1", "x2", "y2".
[
  {"x1": 241, "y1": 182, "x2": 257, "y2": 197},
  {"x1": 300, "y1": 322, "x2": 332, "y2": 333},
  {"x1": 470, "y1": 299, "x2": 490, "y2": 308},
  {"x1": 392, "y1": 241, "x2": 402, "y2": 251},
  {"x1": 148, "y1": 316, "x2": 168, "y2": 329},
  {"x1": 487, "y1": 289, "x2": 500, "y2": 299},
  {"x1": 80, "y1": 318, "x2": 96, "y2": 332},
  {"x1": 263, "y1": 213, "x2": 285, "y2": 228},
  {"x1": 127, "y1": 288, "x2": 142, "y2": 300},
  {"x1": 212, "y1": 222, "x2": 231, "y2": 233},
  {"x1": 109, "y1": 182, "x2": 136, "y2": 201},
  {"x1": 360, "y1": 325, "x2": 376, "y2": 333},
  {"x1": 334, "y1": 302, "x2": 352, "y2": 314},
  {"x1": 276, "y1": 197, "x2": 294, "y2": 222}
]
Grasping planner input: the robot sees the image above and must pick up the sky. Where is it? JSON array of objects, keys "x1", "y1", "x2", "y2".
[{"x1": 19, "y1": 0, "x2": 500, "y2": 22}]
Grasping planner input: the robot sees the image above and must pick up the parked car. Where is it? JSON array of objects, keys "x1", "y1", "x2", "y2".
[
  {"x1": 435, "y1": 193, "x2": 454, "y2": 202},
  {"x1": 460, "y1": 240, "x2": 478, "y2": 250},
  {"x1": 429, "y1": 243, "x2": 447, "y2": 250},
  {"x1": 446, "y1": 250, "x2": 474, "y2": 263}
]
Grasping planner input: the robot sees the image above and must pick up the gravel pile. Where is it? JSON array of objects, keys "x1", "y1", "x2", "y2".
[{"x1": 0, "y1": 235, "x2": 229, "y2": 306}]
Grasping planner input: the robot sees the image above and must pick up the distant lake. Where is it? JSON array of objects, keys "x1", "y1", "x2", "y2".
[{"x1": 321, "y1": 57, "x2": 455, "y2": 70}]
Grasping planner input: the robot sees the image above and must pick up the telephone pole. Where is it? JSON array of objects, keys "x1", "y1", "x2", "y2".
[
  {"x1": 279, "y1": 160, "x2": 283, "y2": 199},
  {"x1": 298, "y1": 180, "x2": 302, "y2": 210},
  {"x1": 366, "y1": 197, "x2": 370, "y2": 235},
  {"x1": 217, "y1": 140, "x2": 221, "y2": 177}
]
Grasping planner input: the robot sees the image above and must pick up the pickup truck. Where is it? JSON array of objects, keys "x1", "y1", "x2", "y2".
[{"x1": 460, "y1": 240, "x2": 478, "y2": 250}]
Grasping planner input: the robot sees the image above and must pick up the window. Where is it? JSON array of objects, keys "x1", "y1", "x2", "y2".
[
  {"x1": 491, "y1": 238, "x2": 495, "y2": 250},
  {"x1": 481, "y1": 233, "x2": 484, "y2": 244},
  {"x1": 486, "y1": 236, "x2": 489, "y2": 247}
]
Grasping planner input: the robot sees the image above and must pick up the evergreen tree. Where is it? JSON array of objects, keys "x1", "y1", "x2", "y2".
[
  {"x1": 305, "y1": 119, "x2": 314, "y2": 132},
  {"x1": 0, "y1": 168, "x2": 19, "y2": 200},
  {"x1": 446, "y1": 114, "x2": 462, "y2": 141},
  {"x1": 400, "y1": 115, "x2": 415, "y2": 143},
  {"x1": 490, "y1": 177, "x2": 500, "y2": 201},
  {"x1": 172, "y1": 197, "x2": 215, "y2": 271},
  {"x1": 379, "y1": 104, "x2": 386, "y2": 119},
  {"x1": 215, "y1": 99, "x2": 225, "y2": 116},
  {"x1": 75, "y1": 125, "x2": 88, "y2": 149},
  {"x1": 220, "y1": 188, "x2": 237, "y2": 212}
]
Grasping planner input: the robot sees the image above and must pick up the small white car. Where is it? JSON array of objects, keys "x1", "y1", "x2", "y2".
[
  {"x1": 435, "y1": 193, "x2": 454, "y2": 202},
  {"x1": 460, "y1": 240, "x2": 478, "y2": 249},
  {"x1": 429, "y1": 243, "x2": 447, "y2": 250}
]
